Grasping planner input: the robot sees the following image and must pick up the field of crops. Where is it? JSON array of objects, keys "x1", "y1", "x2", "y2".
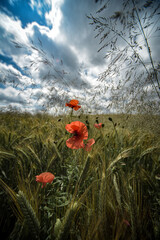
[{"x1": 0, "y1": 111, "x2": 160, "y2": 240}]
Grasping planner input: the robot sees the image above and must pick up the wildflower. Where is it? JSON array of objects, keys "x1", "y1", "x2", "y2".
[
  {"x1": 65, "y1": 99, "x2": 81, "y2": 111},
  {"x1": 65, "y1": 121, "x2": 88, "y2": 149},
  {"x1": 94, "y1": 123, "x2": 102, "y2": 129},
  {"x1": 84, "y1": 138, "x2": 95, "y2": 151},
  {"x1": 36, "y1": 172, "x2": 55, "y2": 188}
]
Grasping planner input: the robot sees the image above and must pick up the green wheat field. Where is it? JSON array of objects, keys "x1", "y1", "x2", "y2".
[{"x1": 0, "y1": 111, "x2": 160, "y2": 240}]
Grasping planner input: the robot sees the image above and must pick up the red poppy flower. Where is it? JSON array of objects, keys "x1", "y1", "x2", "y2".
[
  {"x1": 65, "y1": 99, "x2": 81, "y2": 111},
  {"x1": 83, "y1": 138, "x2": 95, "y2": 151},
  {"x1": 65, "y1": 121, "x2": 88, "y2": 149},
  {"x1": 36, "y1": 172, "x2": 55, "y2": 188},
  {"x1": 94, "y1": 123, "x2": 102, "y2": 129}
]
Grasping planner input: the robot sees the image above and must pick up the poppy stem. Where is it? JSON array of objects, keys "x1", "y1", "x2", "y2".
[
  {"x1": 100, "y1": 129, "x2": 105, "y2": 145},
  {"x1": 110, "y1": 119, "x2": 121, "y2": 148},
  {"x1": 70, "y1": 108, "x2": 73, "y2": 121}
]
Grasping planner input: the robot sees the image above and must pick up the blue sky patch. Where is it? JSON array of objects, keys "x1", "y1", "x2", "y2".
[
  {"x1": 0, "y1": 0, "x2": 51, "y2": 28},
  {"x1": 0, "y1": 54, "x2": 29, "y2": 77}
]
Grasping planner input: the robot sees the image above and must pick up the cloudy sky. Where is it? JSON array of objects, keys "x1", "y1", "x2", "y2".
[{"x1": 0, "y1": 0, "x2": 159, "y2": 115}]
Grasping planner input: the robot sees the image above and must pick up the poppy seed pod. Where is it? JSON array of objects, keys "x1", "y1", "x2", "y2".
[{"x1": 108, "y1": 117, "x2": 112, "y2": 122}]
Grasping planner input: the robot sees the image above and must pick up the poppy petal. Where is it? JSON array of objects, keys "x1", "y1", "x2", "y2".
[
  {"x1": 36, "y1": 172, "x2": 55, "y2": 188},
  {"x1": 94, "y1": 123, "x2": 102, "y2": 129},
  {"x1": 65, "y1": 103, "x2": 70, "y2": 107},
  {"x1": 43, "y1": 173, "x2": 55, "y2": 183},
  {"x1": 84, "y1": 138, "x2": 95, "y2": 151},
  {"x1": 69, "y1": 99, "x2": 79, "y2": 105},
  {"x1": 78, "y1": 124, "x2": 88, "y2": 139},
  {"x1": 36, "y1": 175, "x2": 43, "y2": 182},
  {"x1": 65, "y1": 121, "x2": 88, "y2": 139},
  {"x1": 65, "y1": 99, "x2": 81, "y2": 110},
  {"x1": 65, "y1": 123, "x2": 78, "y2": 133},
  {"x1": 66, "y1": 136, "x2": 85, "y2": 149},
  {"x1": 73, "y1": 121, "x2": 88, "y2": 138},
  {"x1": 73, "y1": 105, "x2": 81, "y2": 111}
]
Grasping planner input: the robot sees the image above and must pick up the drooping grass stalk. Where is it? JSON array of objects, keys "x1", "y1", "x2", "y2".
[
  {"x1": 98, "y1": 168, "x2": 106, "y2": 218},
  {"x1": 98, "y1": 153, "x2": 107, "y2": 238},
  {"x1": 132, "y1": 0, "x2": 160, "y2": 91},
  {"x1": 9, "y1": 220, "x2": 23, "y2": 240},
  {"x1": 77, "y1": 154, "x2": 91, "y2": 188},
  {"x1": 128, "y1": 185, "x2": 138, "y2": 240},
  {"x1": 113, "y1": 174, "x2": 122, "y2": 214},
  {"x1": 55, "y1": 202, "x2": 78, "y2": 240},
  {"x1": 26, "y1": 145, "x2": 42, "y2": 168},
  {"x1": 16, "y1": 190, "x2": 40, "y2": 240},
  {"x1": 69, "y1": 108, "x2": 74, "y2": 122},
  {"x1": 53, "y1": 142, "x2": 63, "y2": 162},
  {"x1": 0, "y1": 178, "x2": 23, "y2": 222},
  {"x1": 54, "y1": 218, "x2": 62, "y2": 239},
  {"x1": 106, "y1": 147, "x2": 134, "y2": 174}
]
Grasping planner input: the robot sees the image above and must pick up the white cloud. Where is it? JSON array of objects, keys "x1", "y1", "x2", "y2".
[
  {"x1": 0, "y1": 62, "x2": 33, "y2": 87},
  {"x1": 29, "y1": 0, "x2": 43, "y2": 16},
  {"x1": 0, "y1": 12, "x2": 29, "y2": 46},
  {"x1": 0, "y1": 86, "x2": 25, "y2": 103},
  {"x1": 45, "y1": 0, "x2": 64, "y2": 40}
]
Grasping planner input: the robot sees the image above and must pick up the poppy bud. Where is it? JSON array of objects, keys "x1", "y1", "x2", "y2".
[{"x1": 108, "y1": 117, "x2": 112, "y2": 122}]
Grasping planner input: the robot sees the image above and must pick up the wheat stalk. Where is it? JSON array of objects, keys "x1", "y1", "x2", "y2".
[{"x1": 17, "y1": 190, "x2": 40, "y2": 240}]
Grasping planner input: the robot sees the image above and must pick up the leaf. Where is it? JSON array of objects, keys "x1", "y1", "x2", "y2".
[{"x1": 0, "y1": 151, "x2": 16, "y2": 159}]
